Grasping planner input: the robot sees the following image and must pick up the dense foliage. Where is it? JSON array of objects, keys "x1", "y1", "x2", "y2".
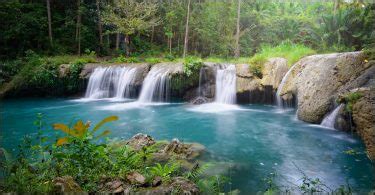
[
  {"x1": 0, "y1": 0, "x2": 374, "y2": 60},
  {"x1": 0, "y1": 115, "x2": 227, "y2": 193}
]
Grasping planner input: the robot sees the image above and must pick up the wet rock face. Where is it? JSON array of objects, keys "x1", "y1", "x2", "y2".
[
  {"x1": 235, "y1": 58, "x2": 288, "y2": 104},
  {"x1": 126, "y1": 133, "x2": 156, "y2": 151},
  {"x1": 278, "y1": 52, "x2": 367, "y2": 123},
  {"x1": 352, "y1": 88, "x2": 375, "y2": 160}
]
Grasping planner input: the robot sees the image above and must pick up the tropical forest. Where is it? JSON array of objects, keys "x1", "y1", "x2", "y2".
[{"x1": 0, "y1": 0, "x2": 375, "y2": 194}]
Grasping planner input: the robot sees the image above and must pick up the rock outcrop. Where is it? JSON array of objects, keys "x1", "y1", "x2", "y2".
[
  {"x1": 278, "y1": 52, "x2": 367, "y2": 123},
  {"x1": 236, "y1": 58, "x2": 288, "y2": 104},
  {"x1": 352, "y1": 88, "x2": 375, "y2": 160},
  {"x1": 137, "y1": 177, "x2": 199, "y2": 194},
  {"x1": 53, "y1": 176, "x2": 83, "y2": 193},
  {"x1": 261, "y1": 57, "x2": 289, "y2": 89},
  {"x1": 125, "y1": 133, "x2": 156, "y2": 151}
]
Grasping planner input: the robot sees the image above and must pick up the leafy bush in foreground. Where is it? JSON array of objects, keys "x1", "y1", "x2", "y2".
[{"x1": 0, "y1": 115, "x2": 227, "y2": 194}]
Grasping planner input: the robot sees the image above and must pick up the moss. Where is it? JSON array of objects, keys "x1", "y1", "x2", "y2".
[
  {"x1": 170, "y1": 71, "x2": 200, "y2": 95},
  {"x1": 337, "y1": 92, "x2": 363, "y2": 113}
]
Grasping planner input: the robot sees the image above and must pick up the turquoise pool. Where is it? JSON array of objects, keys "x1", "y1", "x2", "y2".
[{"x1": 1, "y1": 98, "x2": 374, "y2": 193}]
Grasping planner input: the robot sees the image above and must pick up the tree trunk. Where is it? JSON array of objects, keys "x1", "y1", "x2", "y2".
[
  {"x1": 116, "y1": 32, "x2": 120, "y2": 50},
  {"x1": 124, "y1": 35, "x2": 130, "y2": 56},
  {"x1": 334, "y1": 0, "x2": 340, "y2": 14},
  {"x1": 96, "y1": 0, "x2": 103, "y2": 47},
  {"x1": 169, "y1": 37, "x2": 172, "y2": 54},
  {"x1": 46, "y1": 0, "x2": 53, "y2": 46},
  {"x1": 151, "y1": 25, "x2": 154, "y2": 43},
  {"x1": 234, "y1": 0, "x2": 241, "y2": 58},
  {"x1": 76, "y1": 0, "x2": 81, "y2": 56},
  {"x1": 183, "y1": 0, "x2": 191, "y2": 58}
]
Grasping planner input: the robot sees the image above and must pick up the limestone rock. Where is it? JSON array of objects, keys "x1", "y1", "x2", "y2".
[
  {"x1": 58, "y1": 64, "x2": 70, "y2": 78},
  {"x1": 161, "y1": 138, "x2": 205, "y2": 160},
  {"x1": 53, "y1": 176, "x2": 83, "y2": 193},
  {"x1": 126, "y1": 133, "x2": 156, "y2": 151},
  {"x1": 277, "y1": 52, "x2": 367, "y2": 123},
  {"x1": 261, "y1": 57, "x2": 288, "y2": 89},
  {"x1": 189, "y1": 96, "x2": 212, "y2": 105},
  {"x1": 352, "y1": 88, "x2": 375, "y2": 160},
  {"x1": 137, "y1": 177, "x2": 199, "y2": 194},
  {"x1": 100, "y1": 179, "x2": 131, "y2": 194},
  {"x1": 126, "y1": 172, "x2": 146, "y2": 186},
  {"x1": 235, "y1": 63, "x2": 253, "y2": 78},
  {"x1": 152, "y1": 176, "x2": 162, "y2": 187}
]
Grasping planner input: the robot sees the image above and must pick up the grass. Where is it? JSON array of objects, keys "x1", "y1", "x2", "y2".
[{"x1": 249, "y1": 41, "x2": 316, "y2": 67}]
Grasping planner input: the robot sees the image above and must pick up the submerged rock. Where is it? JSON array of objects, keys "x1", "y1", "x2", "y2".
[
  {"x1": 189, "y1": 96, "x2": 212, "y2": 104},
  {"x1": 126, "y1": 133, "x2": 156, "y2": 151}
]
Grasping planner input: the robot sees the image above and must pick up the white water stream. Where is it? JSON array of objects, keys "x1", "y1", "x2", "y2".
[
  {"x1": 215, "y1": 64, "x2": 236, "y2": 104},
  {"x1": 85, "y1": 66, "x2": 137, "y2": 99}
]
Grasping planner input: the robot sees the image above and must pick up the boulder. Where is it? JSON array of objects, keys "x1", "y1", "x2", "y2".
[
  {"x1": 58, "y1": 64, "x2": 70, "y2": 78},
  {"x1": 161, "y1": 139, "x2": 205, "y2": 160},
  {"x1": 137, "y1": 177, "x2": 199, "y2": 194},
  {"x1": 261, "y1": 57, "x2": 288, "y2": 89},
  {"x1": 53, "y1": 176, "x2": 83, "y2": 193},
  {"x1": 152, "y1": 176, "x2": 162, "y2": 187},
  {"x1": 189, "y1": 96, "x2": 212, "y2": 105},
  {"x1": 99, "y1": 179, "x2": 131, "y2": 194},
  {"x1": 352, "y1": 88, "x2": 375, "y2": 160},
  {"x1": 278, "y1": 52, "x2": 367, "y2": 123},
  {"x1": 126, "y1": 172, "x2": 146, "y2": 186},
  {"x1": 126, "y1": 133, "x2": 156, "y2": 151}
]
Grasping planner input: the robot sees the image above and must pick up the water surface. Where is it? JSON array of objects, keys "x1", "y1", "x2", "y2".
[{"x1": 1, "y1": 98, "x2": 374, "y2": 193}]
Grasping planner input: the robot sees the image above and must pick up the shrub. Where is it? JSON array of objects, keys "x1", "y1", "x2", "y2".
[
  {"x1": 113, "y1": 55, "x2": 140, "y2": 63},
  {"x1": 183, "y1": 56, "x2": 203, "y2": 76},
  {"x1": 145, "y1": 57, "x2": 161, "y2": 64},
  {"x1": 343, "y1": 92, "x2": 363, "y2": 113},
  {"x1": 248, "y1": 41, "x2": 315, "y2": 78}
]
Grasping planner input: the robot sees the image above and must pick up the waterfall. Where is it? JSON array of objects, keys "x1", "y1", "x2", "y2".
[
  {"x1": 321, "y1": 104, "x2": 344, "y2": 129},
  {"x1": 197, "y1": 67, "x2": 207, "y2": 96},
  {"x1": 276, "y1": 64, "x2": 296, "y2": 107},
  {"x1": 138, "y1": 66, "x2": 170, "y2": 103},
  {"x1": 215, "y1": 64, "x2": 236, "y2": 104},
  {"x1": 85, "y1": 66, "x2": 137, "y2": 99}
]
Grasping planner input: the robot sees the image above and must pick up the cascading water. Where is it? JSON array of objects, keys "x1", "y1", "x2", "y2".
[
  {"x1": 197, "y1": 67, "x2": 207, "y2": 97},
  {"x1": 276, "y1": 64, "x2": 296, "y2": 107},
  {"x1": 85, "y1": 66, "x2": 137, "y2": 99},
  {"x1": 138, "y1": 67, "x2": 170, "y2": 103},
  {"x1": 321, "y1": 104, "x2": 344, "y2": 129},
  {"x1": 215, "y1": 64, "x2": 236, "y2": 104}
]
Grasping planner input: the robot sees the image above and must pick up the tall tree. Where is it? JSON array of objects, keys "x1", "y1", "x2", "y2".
[
  {"x1": 46, "y1": 0, "x2": 53, "y2": 46},
  {"x1": 183, "y1": 0, "x2": 191, "y2": 58},
  {"x1": 102, "y1": 0, "x2": 159, "y2": 55},
  {"x1": 76, "y1": 0, "x2": 82, "y2": 55},
  {"x1": 234, "y1": 0, "x2": 241, "y2": 57},
  {"x1": 96, "y1": 0, "x2": 103, "y2": 48}
]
